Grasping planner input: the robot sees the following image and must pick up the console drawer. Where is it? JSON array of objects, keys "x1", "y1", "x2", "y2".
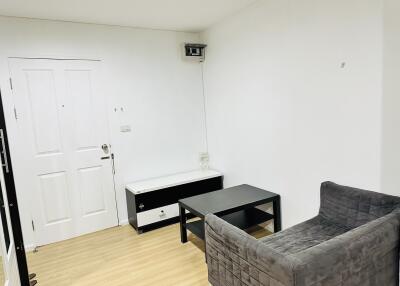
[
  {"x1": 137, "y1": 203, "x2": 179, "y2": 227},
  {"x1": 135, "y1": 176, "x2": 223, "y2": 213},
  {"x1": 135, "y1": 187, "x2": 180, "y2": 213}
]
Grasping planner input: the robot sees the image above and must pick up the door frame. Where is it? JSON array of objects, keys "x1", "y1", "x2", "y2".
[
  {"x1": 0, "y1": 161, "x2": 21, "y2": 286},
  {"x1": 6, "y1": 57, "x2": 121, "y2": 250},
  {"x1": 0, "y1": 89, "x2": 27, "y2": 285}
]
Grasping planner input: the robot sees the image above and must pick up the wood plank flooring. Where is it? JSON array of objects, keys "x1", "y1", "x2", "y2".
[
  {"x1": 26, "y1": 222, "x2": 271, "y2": 286},
  {"x1": 0, "y1": 262, "x2": 3, "y2": 285}
]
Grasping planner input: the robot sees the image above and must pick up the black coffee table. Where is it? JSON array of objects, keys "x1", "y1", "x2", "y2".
[{"x1": 178, "y1": 184, "x2": 281, "y2": 243}]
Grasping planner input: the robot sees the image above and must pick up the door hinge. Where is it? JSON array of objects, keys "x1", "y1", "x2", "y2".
[
  {"x1": 31, "y1": 220, "x2": 35, "y2": 232},
  {"x1": 9, "y1": 78, "x2": 13, "y2": 90},
  {"x1": 13, "y1": 107, "x2": 18, "y2": 120}
]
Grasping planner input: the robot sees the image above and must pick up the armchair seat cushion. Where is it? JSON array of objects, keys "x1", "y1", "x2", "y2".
[{"x1": 260, "y1": 216, "x2": 350, "y2": 255}]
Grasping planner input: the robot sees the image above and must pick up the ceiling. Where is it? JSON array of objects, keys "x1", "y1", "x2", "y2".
[{"x1": 0, "y1": 0, "x2": 257, "y2": 32}]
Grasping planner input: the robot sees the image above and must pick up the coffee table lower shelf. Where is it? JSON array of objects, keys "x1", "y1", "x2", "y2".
[{"x1": 186, "y1": 207, "x2": 274, "y2": 240}]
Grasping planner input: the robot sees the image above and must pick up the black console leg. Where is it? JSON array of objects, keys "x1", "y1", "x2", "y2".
[
  {"x1": 179, "y1": 205, "x2": 188, "y2": 243},
  {"x1": 273, "y1": 196, "x2": 282, "y2": 232}
]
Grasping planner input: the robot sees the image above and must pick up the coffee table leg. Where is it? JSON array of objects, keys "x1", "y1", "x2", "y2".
[
  {"x1": 273, "y1": 196, "x2": 282, "y2": 232},
  {"x1": 179, "y1": 205, "x2": 188, "y2": 243}
]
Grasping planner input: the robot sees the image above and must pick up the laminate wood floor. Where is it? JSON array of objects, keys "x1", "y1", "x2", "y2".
[
  {"x1": 0, "y1": 261, "x2": 3, "y2": 285},
  {"x1": 26, "y1": 222, "x2": 271, "y2": 286}
]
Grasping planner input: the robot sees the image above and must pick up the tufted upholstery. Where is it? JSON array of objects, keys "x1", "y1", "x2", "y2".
[
  {"x1": 258, "y1": 215, "x2": 349, "y2": 256},
  {"x1": 319, "y1": 182, "x2": 400, "y2": 229},
  {"x1": 205, "y1": 182, "x2": 400, "y2": 286}
]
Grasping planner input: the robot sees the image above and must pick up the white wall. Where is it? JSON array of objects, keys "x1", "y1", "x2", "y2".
[
  {"x1": 0, "y1": 16, "x2": 207, "y2": 248},
  {"x1": 202, "y1": 0, "x2": 383, "y2": 227},
  {"x1": 382, "y1": 0, "x2": 400, "y2": 196},
  {"x1": 0, "y1": 0, "x2": 394, "y2": 247}
]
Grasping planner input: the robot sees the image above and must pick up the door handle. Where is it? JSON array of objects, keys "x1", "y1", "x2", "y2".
[
  {"x1": 0, "y1": 129, "x2": 9, "y2": 173},
  {"x1": 101, "y1": 156, "x2": 110, "y2": 160},
  {"x1": 159, "y1": 210, "x2": 166, "y2": 218},
  {"x1": 101, "y1": 144, "x2": 109, "y2": 154}
]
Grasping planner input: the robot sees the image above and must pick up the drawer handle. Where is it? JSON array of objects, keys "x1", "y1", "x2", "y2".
[
  {"x1": 159, "y1": 210, "x2": 166, "y2": 218},
  {"x1": 139, "y1": 203, "x2": 144, "y2": 209}
]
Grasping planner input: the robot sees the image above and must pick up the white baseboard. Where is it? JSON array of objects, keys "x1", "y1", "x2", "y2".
[
  {"x1": 119, "y1": 218, "x2": 129, "y2": 226},
  {"x1": 25, "y1": 244, "x2": 36, "y2": 253},
  {"x1": 266, "y1": 224, "x2": 274, "y2": 232}
]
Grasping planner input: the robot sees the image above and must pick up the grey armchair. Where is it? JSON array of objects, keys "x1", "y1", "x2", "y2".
[{"x1": 205, "y1": 182, "x2": 400, "y2": 286}]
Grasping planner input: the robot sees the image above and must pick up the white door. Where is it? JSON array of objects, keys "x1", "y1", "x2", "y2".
[
  {"x1": 0, "y1": 163, "x2": 20, "y2": 286},
  {"x1": 9, "y1": 58, "x2": 118, "y2": 246}
]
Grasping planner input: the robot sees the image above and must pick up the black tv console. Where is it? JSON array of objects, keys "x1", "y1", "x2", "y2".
[{"x1": 125, "y1": 170, "x2": 223, "y2": 233}]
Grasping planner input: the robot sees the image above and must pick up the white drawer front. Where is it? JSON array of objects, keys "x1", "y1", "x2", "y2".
[{"x1": 137, "y1": 203, "x2": 179, "y2": 227}]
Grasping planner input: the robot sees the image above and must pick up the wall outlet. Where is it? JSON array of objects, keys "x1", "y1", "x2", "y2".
[
  {"x1": 199, "y1": 152, "x2": 209, "y2": 170},
  {"x1": 120, "y1": 125, "x2": 132, "y2": 132}
]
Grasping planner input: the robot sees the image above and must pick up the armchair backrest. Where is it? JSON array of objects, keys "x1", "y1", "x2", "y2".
[{"x1": 319, "y1": 181, "x2": 400, "y2": 229}]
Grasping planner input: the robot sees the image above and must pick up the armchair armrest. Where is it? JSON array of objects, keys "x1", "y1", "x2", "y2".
[
  {"x1": 294, "y1": 211, "x2": 400, "y2": 286},
  {"x1": 205, "y1": 214, "x2": 299, "y2": 286}
]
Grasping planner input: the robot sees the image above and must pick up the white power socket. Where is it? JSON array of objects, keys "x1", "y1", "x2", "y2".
[
  {"x1": 120, "y1": 125, "x2": 132, "y2": 133},
  {"x1": 199, "y1": 152, "x2": 209, "y2": 170}
]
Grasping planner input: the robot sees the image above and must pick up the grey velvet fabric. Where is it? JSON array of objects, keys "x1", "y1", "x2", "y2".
[
  {"x1": 205, "y1": 181, "x2": 400, "y2": 286},
  {"x1": 319, "y1": 182, "x2": 400, "y2": 229},
  {"x1": 259, "y1": 216, "x2": 350, "y2": 256}
]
